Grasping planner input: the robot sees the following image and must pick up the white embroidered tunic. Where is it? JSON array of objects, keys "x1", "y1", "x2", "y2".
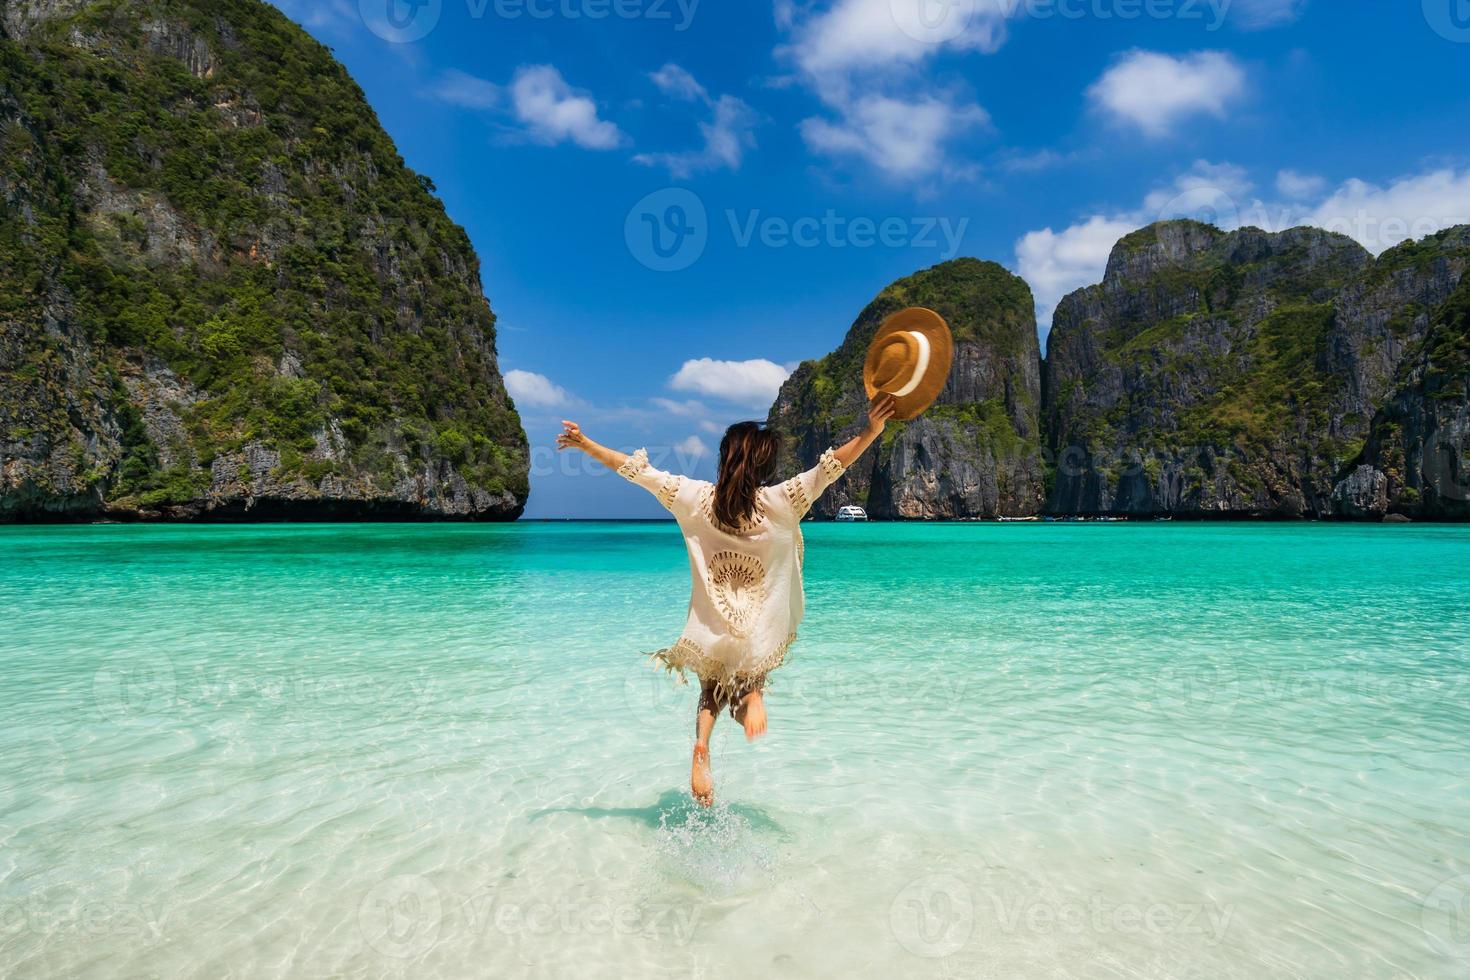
[{"x1": 617, "y1": 446, "x2": 848, "y2": 696}]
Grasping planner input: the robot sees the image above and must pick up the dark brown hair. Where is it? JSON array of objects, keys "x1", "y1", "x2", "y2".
[{"x1": 714, "y1": 422, "x2": 780, "y2": 530}]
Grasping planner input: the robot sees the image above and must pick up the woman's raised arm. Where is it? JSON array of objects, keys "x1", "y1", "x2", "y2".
[
  {"x1": 555, "y1": 420, "x2": 627, "y2": 472},
  {"x1": 558, "y1": 422, "x2": 687, "y2": 513},
  {"x1": 781, "y1": 395, "x2": 897, "y2": 519},
  {"x1": 832, "y1": 394, "x2": 896, "y2": 469}
]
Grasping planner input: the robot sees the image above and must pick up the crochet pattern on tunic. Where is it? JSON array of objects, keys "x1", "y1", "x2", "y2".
[{"x1": 615, "y1": 444, "x2": 848, "y2": 694}]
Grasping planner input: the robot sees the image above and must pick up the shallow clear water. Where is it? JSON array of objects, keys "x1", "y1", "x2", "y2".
[{"x1": 1, "y1": 521, "x2": 1468, "y2": 978}]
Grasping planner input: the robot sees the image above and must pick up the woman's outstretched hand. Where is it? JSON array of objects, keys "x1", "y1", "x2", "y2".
[
  {"x1": 555, "y1": 420, "x2": 586, "y2": 451},
  {"x1": 833, "y1": 394, "x2": 899, "y2": 469},
  {"x1": 866, "y1": 394, "x2": 897, "y2": 434},
  {"x1": 555, "y1": 421, "x2": 627, "y2": 473}
]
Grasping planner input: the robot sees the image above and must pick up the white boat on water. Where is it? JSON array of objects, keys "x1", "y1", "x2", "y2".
[{"x1": 834, "y1": 505, "x2": 868, "y2": 522}]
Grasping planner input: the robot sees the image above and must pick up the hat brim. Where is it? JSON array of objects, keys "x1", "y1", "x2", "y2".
[{"x1": 862, "y1": 307, "x2": 954, "y2": 421}]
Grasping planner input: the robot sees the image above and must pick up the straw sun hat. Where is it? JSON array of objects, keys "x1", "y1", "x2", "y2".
[{"x1": 862, "y1": 307, "x2": 954, "y2": 421}]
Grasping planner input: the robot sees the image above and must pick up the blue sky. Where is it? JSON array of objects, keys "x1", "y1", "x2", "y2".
[{"x1": 271, "y1": 0, "x2": 1470, "y2": 517}]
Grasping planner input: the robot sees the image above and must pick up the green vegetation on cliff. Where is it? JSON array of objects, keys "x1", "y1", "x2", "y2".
[
  {"x1": 789, "y1": 257, "x2": 1035, "y2": 430},
  {"x1": 1175, "y1": 303, "x2": 1339, "y2": 453},
  {"x1": 0, "y1": 0, "x2": 527, "y2": 518},
  {"x1": 768, "y1": 258, "x2": 1046, "y2": 519},
  {"x1": 1044, "y1": 220, "x2": 1470, "y2": 517}
]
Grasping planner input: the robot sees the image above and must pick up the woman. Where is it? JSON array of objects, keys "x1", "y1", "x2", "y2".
[{"x1": 556, "y1": 394, "x2": 896, "y2": 805}]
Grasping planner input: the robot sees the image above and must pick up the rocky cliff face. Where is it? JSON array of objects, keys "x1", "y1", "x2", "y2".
[
  {"x1": 1043, "y1": 220, "x2": 1470, "y2": 518},
  {"x1": 766, "y1": 222, "x2": 1470, "y2": 521},
  {"x1": 0, "y1": 0, "x2": 528, "y2": 521},
  {"x1": 1334, "y1": 271, "x2": 1470, "y2": 520},
  {"x1": 767, "y1": 259, "x2": 1045, "y2": 518}
]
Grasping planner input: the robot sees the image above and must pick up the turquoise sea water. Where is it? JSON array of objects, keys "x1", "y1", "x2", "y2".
[{"x1": 1, "y1": 521, "x2": 1468, "y2": 978}]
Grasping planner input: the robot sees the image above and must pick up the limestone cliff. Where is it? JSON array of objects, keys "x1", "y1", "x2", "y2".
[
  {"x1": 1334, "y1": 270, "x2": 1470, "y2": 520},
  {"x1": 0, "y1": 0, "x2": 528, "y2": 521},
  {"x1": 767, "y1": 222, "x2": 1470, "y2": 521},
  {"x1": 1043, "y1": 221, "x2": 1469, "y2": 518},
  {"x1": 767, "y1": 259, "x2": 1045, "y2": 518}
]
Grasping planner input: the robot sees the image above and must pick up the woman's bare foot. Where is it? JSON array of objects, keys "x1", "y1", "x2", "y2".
[
  {"x1": 691, "y1": 744, "x2": 713, "y2": 807},
  {"x1": 734, "y1": 690, "x2": 767, "y2": 741}
]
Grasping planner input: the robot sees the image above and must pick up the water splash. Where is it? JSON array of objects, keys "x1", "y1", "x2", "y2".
[{"x1": 653, "y1": 796, "x2": 776, "y2": 895}]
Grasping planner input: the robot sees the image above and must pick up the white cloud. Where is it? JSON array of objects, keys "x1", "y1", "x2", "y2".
[
  {"x1": 272, "y1": 0, "x2": 357, "y2": 33},
  {"x1": 649, "y1": 63, "x2": 707, "y2": 102},
  {"x1": 505, "y1": 369, "x2": 574, "y2": 409},
  {"x1": 1303, "y1": 168, "x2": 1470, "y2": 255},
  {"x1": 1014, "y1": 161, "x2": 1470, "y2": 345},
  {"x1": 995, "y1": 148, "x2": 1067, "y2": 174},
  {"x1": 1276, "y1": 169, "x2": 1326, "y2": 200},
  {"x1": 675, "y1": 435, "x2": 711, "y2": 457},
  {"x1": 650, "y1": 397, "x2": 710, "y2": 417},
  {"x1": 510, "y1": 65, "x2": 624, "y2": 150},
  {"x1": 1149, "y1": 161, "x2": 1254, "y2": 204},
  {"x1": 1142, "y1": 160, "x2": 1253, "y2": 226},
  {"x1": 787, "y1": 0, "x2": 1012, "y2": 84},
  {"x1": 637, "y1": 99, "x2": 758, "y2": 177},
  {"x1": 1231, "y1": 0, "x2": 1307, "y2": 29},
  {"x1": 800, "y1": 94, "x2": 988, "y2": 178},
  {"x1": 776, "y1": 1, "x2": 1008, "y2": 180},
  {"x1": 647, "y1": 398, "x2": 738, "y2": 443},
  {"x1": 1088, "y1": 50, "x2": 1246, "y2": 137},
  {"x1": 1015, "y1": 161, "x2": 1256, "y2": 339},
  {"x1": 669, "y1": 358, "x2": 792, "y2": 405},
  {"x1": 432, "y1": 69, "x2": 500, "y2": 110},
  {"x1": 1015, "y1": 216, "x2": 1138, "y2": 336},
  {"x1": 635, "y1": 65, "x2": 758, "y2": 177}
]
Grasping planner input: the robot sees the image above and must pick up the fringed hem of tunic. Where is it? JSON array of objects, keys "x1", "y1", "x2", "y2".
[{"x1": 645, "y1": 633, "x2": 797, "y2": 705}]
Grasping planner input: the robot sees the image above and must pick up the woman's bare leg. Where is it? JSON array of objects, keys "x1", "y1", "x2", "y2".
[
  {"x1": 691, "y1": 680, "x2": 719, "y2": 806},
  {"x1": 732, "y1": 682, "x2": 767, "y2": 741}
]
